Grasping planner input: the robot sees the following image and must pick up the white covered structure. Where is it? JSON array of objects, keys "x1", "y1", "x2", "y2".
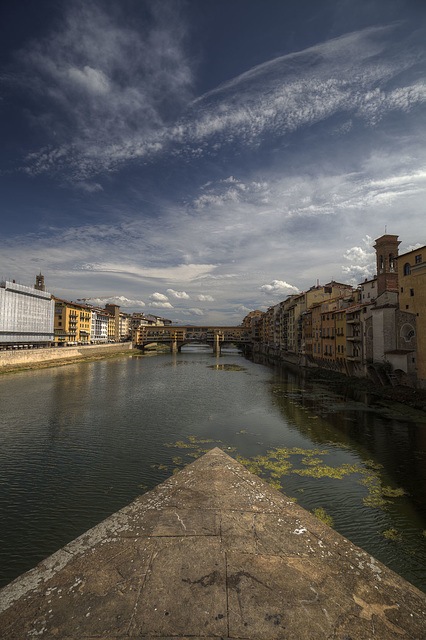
[
  {"x1": 90, "y1": 308, "x2": 109, "y2": 343},
  {"x1": 0, "y1": 280, "x2": 55, "y2": 346}
]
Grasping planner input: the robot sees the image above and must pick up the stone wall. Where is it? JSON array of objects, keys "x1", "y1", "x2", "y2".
[{"x1": 0, "y1": 342, "x2": 133, "y2": 368}]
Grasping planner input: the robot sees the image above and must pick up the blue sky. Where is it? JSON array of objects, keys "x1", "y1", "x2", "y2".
[{"x1": 1, "y1": 0, "x2": 425, "y2": 323}]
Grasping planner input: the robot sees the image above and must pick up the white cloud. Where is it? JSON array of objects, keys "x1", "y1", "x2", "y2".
[
  {"x1": 85, "y1": 295, "x2": 145, "y2": 308},
  {"x1": 260, "y1": 280, "x2": 300, "y2": 295},
  {"x1": 197, "y1": 294, "x2": 215, "y2": 301},
  {"x1": 166, "y1": 288, "x2": 190, "y2": 299},
  {"x1": 404, "y1": 243, "x2": 424, "y2": 253},
  {"x1": 150, "y1": 292, "x2": 169, "y2": 302},
  {"x1": 341, "y1": 235, "x2": 376, "y2": 284}
]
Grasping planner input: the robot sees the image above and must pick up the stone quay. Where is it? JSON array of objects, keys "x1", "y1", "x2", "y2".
[{"x1": 0, "y1": 447, "x2": 425, "y2": 638}]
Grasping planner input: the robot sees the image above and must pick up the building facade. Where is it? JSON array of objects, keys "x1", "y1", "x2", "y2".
[
  {"x1": 54, "y1": 299, "x2": 91, "y2": 346},
  {"x1": 0, "y1": 279, "x2": 54, "y2": 347},
  {"x1": 397, "y1": 245, "x2": 426, "y2": 385}
]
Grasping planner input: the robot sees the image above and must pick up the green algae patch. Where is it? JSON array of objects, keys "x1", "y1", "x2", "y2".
[
  {"x1": 357, "y1": 474, "x2": 388, "y2": 509},
  {"x1": 381, "y1": 486, "x2": 406, "y2": 498},
  {"x1": 364, "y1": 459, "x2": 384, "y2": 471},
  {"x1": 301, "y1": 457, "x2": 324, "y2": 466},
  {"x1": 234, "y1": 445, "x2": 405, "y2": 513},
  {"x1": 207, "y1": 363, "x2": 247, "y2": 372},
  {"x1": 312, "y1": 508, "x2": 334, "y2": 527},
  {"x1": 188, "y1": 435, "x2": 217, "y2": 444},
  {"x1": 150, "y1": 463, "x2": 169, "y2": 471},
  {"x1": 292, "y1": 462, "x2": 362, "y2": 479},
  {"x1": 381, "y1": 528, "x2": 402, "y2": 541},
  {"x1": 265, "y1": 478, "x2": 283, "y2": 491}
]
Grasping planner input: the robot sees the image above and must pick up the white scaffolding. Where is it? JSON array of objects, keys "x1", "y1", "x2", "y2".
[{"x1": 0, "y1": 281, "x2": 55, "y2": 344}]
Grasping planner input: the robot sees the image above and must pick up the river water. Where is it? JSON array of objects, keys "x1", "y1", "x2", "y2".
[{"x1": 0, "y1": 347, "x2": 425, "y2": 592}]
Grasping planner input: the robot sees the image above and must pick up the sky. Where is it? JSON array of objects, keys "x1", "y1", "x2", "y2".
[{"x1": 1, "y1": 0, "x2": 426, "y2": 324}]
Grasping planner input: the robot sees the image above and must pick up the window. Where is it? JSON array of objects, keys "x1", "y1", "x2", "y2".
[
  {"x1": 410, "y1": 289, "x2": 414, "y2": 297},
  {"x1": 415, "y1": 254, "x2": 422, "y2": 264},
  {"x1": 404, "y1": 263, "x2": 411, "y2": 275},
  {"x1": 401, "y1": 287, "x2": 403, "y2": 293}
]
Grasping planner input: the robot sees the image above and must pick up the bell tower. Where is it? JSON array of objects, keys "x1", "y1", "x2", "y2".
[
  {"x1": 34, "y1": 272, "x2": 45, "y2": 291},
  {"x1": 373, "y1": 235, "x2": 400, "y2": 296}
]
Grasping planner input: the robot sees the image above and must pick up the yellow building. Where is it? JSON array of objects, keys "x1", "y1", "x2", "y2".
[
  {"x1": 106, "y1": 313, "x2": 116, "y2": 342},
  {"x1": 54, "y1": 299, "x2": 91, "y2": 345},
  {"x1": 398, "y1": 245, "x2": 426, "y2": 385}
]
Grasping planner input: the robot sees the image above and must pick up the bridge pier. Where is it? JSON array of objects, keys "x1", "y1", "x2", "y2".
[{"x1": 171, "y1": 340, "x2": 178, "y2": 354}]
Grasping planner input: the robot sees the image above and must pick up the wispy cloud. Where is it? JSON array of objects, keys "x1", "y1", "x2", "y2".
[
  {"x1": 149, "y1": 301, "x2": 174, "y2": 309},
  {"x1": 181, "y1": 308, "x2": 204, "y2": 316},
  {"x1": 15, "y1": 19, "x2": 426, "y2": 182},
  {"x1": 13, "y1": 0, "x2": 193, "y2": 180}
]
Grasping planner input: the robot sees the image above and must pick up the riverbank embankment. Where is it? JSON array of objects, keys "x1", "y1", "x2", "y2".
[
  {"x1": 0, "y1": 447, "x2": 425, "y2": 638},
  {"x1": 250, "y1": 345, "x2": 426, "y2": 413},
  {"x1": 305, "y1": 366, "x2": 426, "y2": 412},
  {"x1": 0, "y1": 342, "x2": 133, "y2": 374}
]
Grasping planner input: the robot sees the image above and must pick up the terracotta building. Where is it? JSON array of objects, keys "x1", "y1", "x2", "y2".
[{"x1": 397, "y1": 245, "x2": 426, "y2": 386}]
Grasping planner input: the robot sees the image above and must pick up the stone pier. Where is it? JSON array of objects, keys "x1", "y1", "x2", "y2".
[{"x1": 0, "y1": 448, "x2": 425, "y2": 638}]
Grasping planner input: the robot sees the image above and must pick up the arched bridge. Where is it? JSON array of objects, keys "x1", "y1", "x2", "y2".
[{"x1": 133, "y1": 325, "x2": 252, "y2": 354}]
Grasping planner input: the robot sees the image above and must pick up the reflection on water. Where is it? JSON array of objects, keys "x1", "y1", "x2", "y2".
[{"x1": 0, "y1": 348, "x2": 425, "y2": 592}]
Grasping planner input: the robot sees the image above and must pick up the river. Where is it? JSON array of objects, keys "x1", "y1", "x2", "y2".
[{"x1": 0, "y1": 347, "x2": 425, "y2": 592}]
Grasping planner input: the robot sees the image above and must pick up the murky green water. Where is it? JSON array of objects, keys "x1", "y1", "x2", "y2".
[{"x1": 0, "y1": 347, "x2": 425, "y2": 592}]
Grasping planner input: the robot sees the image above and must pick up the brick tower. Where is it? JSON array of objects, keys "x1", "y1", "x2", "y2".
[
  {"x1": 373, "y1": 234, "x2": 401, "y2": 296},
  {"x1": 34, "y1": 272, "x2": 45, "y2": 291}
]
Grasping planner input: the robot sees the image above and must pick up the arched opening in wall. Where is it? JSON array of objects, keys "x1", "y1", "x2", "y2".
[
  {"x1": 379, "y1": 255, "x2": 384, "y2": 272},
  {"x1": 400, "y1": 323, "x2": 415, "y2": 343},
  {"x1": 389, "y1": 253, "x2": 394, "y2": 271}
]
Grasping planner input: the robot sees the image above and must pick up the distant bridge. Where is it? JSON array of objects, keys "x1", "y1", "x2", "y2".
[{"x1": 133, "y1": 325, "x2": 252, "y2": 354}]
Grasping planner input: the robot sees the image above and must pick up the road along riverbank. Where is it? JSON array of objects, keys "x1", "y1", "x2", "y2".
[{"x1": 0, "y1": 342, "x2": 133, "y2": 374}]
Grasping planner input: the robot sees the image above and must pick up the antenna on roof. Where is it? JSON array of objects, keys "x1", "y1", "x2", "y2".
[{"x1": 385, "y1": 224, "x2": 387, "y2": 233}]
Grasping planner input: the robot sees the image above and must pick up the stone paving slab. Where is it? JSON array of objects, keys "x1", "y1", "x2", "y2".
[{"x1": 0, "y1": 447, "x2": 425, "y2": 638}]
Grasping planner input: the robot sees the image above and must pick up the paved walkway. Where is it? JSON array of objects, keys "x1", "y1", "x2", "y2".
[{"x1": 0, "y1": 447, "x2": 425, "y2": 638}]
